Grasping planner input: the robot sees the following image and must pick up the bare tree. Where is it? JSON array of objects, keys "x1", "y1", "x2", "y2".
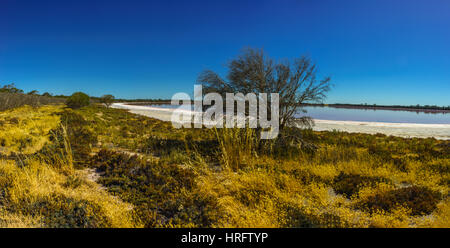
[
  {"x1": 198, "y1": 48, "x2": 331, "y2": 130},
  {"x1": 100, "y1": 94, "x2": 115, "y2": 108}
]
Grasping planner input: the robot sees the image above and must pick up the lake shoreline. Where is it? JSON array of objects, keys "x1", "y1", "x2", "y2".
[
  {"x1": 112, "y1": 103, "x2": 450, "y2": 140},
  {"x1": 121, "y1": 102, "x2": 450, "y2": 114}
]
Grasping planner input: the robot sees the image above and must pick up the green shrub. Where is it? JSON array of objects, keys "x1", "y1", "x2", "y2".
[
  {"x1": 66, "y1": 92, "x2": 90, "y2": 109},
  {"x1": 359, "y1": 186, "x2": 442, "y2": 215}
]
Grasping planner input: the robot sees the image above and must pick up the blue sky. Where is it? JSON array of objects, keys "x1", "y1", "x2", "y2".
[{"x1": 1, "y1": 0, "x2": 449, "y2": 105}]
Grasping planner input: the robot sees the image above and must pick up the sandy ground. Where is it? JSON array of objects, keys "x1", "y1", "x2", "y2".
[{"x1": 112, "y1": 103, "x2": 450, "y2": 140}]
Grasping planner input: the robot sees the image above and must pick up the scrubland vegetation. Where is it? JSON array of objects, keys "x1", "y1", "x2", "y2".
[
  {"x1": 0, "y1": 102, "x2": 448, "y2": 228},
  {"x1": 0, "y1": 105, "x2": 134, "y2": 227},
  {"x1": 0, "y1": 92, "x2": 65, "y2": 112},
  {"x1": 0, "y1": 83, "x2": 114, "y2": 112}
]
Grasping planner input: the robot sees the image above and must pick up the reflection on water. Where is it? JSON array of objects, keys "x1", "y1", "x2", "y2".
[
  {"x1": 148, "y1": 104, "x2": 450, "y2": 124},
  {"x1": 297, "y1": 107, "x2": 450, "y2": 124}
]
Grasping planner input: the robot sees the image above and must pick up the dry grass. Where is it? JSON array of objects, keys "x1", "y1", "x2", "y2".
[
  {"x1": 0, "y1": 159, "x2": 135, "y2": 227},
  {"x1": 0, "y1": 105, "x2": 136, "y2": 228},
  {"x1": 0, "y1": 105, "x2": 62, "y2": 155}
]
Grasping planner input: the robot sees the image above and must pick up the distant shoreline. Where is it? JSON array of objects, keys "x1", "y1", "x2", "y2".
[
  {"x1": 305, "y1": 104, "x2": 450, "y2": 114},
  {"x1": 120, "y1": 101, "x2": 450, "y2": 114}
]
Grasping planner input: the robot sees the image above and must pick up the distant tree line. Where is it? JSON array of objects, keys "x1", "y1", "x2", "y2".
[
  {"x1": 0, "y1": 83, "x2": 66, "y2": 111},
  {"x1": 303, "y1": 103, "x2": 450, "y2": 112},
  {"x1": 0, "y1": 82, "x2": 173, "y2": 112}
]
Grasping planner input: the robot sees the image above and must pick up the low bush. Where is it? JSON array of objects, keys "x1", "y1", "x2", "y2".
[
  {"x1": 259, "y1": 127, "x2": 315, "y2": 159},
  {"x1": 41, "y1": 110, "x2": 97, "y2": 168},
  {"x1": 144, "y1": 136, "x2": 186, "y2": 156},
  {"x1": 428, "y1": 160, "x2": 450, "y2": 174},
  {"x1": 18, "y1": 194, "x2": 112, "y2": 228},
  {"x1": 333, "y1": 173, "x2": 391, "y2": 197},
  {"x1": 359, "y1": 186, "x2": 442, "y2": 215}
]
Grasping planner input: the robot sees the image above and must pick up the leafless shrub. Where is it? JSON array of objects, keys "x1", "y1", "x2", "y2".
[{"x1": 198, "y1": 47, "x2": 331, "y2": 130}]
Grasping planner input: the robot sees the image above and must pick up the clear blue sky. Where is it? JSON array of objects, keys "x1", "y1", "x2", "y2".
[{"x1": 1, "y1": 0, "x2": 449, "y2": 105}]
